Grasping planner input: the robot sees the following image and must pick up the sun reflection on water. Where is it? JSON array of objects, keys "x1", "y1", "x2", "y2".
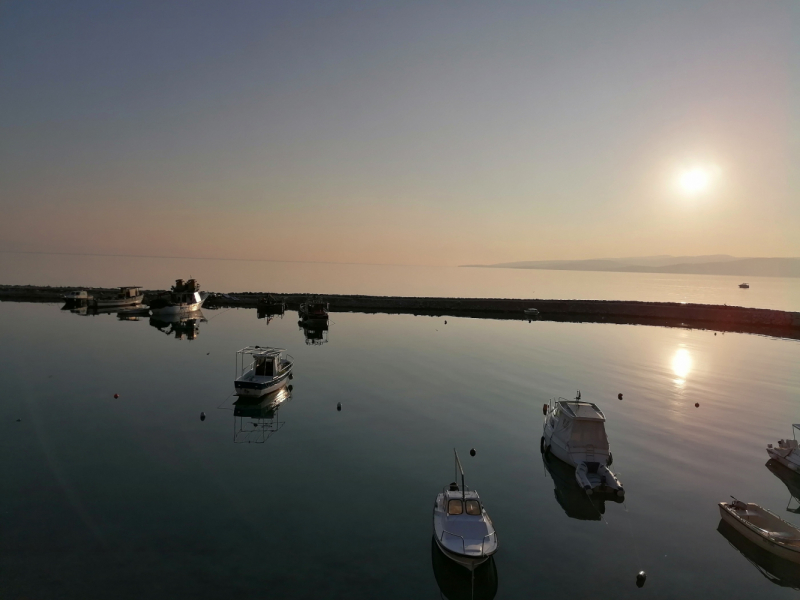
[{"x1": 672, "y1": 347, "x2": 693, "y2": 386}]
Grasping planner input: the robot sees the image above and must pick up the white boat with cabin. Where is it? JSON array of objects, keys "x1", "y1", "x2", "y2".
[
  {"x1": 93, "y1": 286, "x2": 144, "y2": 308},
  {"x1": 719, "y1": 499, "x2": 800, "y2": 564},
  {"x1": 768, "y1": 425, "x2": 800, "y2": 473},
  {"x1": 63, "y1": 290, "x2": 90, "y2": 303},
  {"x1": 541, "y1": 392, "x2": 624, "y2": 496},
  {"x1": 433, "y1": 450, "x2": 498, "y2": 571},
  {"x1": 234, "y1": 346, "x2": 294, "y2": 397},
  {"x1": 149, "y1": 279, "x2": 207, "y2": 316}
]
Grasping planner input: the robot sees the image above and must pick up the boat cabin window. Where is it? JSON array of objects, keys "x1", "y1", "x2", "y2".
[
  {"x1": 465, "y1": 500, "x2": 481, "y2": 515},
  {"x1": 447, "y1": 500, "x2": 463, "y2": 515},
  {"x1": 255, "y1": 358, "x2": 275, "y2": 376}
]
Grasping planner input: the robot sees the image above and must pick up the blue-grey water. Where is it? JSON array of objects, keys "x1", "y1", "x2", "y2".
[{"x1": 2, "y1": 301, "x2": 800, "y2": 599}]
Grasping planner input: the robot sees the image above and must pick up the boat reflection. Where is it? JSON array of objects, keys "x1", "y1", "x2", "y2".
[
  {"x1": 542, "y1": 453, "x2": 623, "y2": 521},
  {"x1": 299, "y1": 319, "x2": 328, "y2": 345},
  {"x1": 766, "y1": 459, "x2": 800, "y2": 514},
  {"x1": 233, "y1": 385, "x2": 293, "y2": 444},
  {"x1": 149, "y1": 310, "x2": 206, "y2": 340},
  {"x1": 717, "y1": 519, "x2": 800, "y2": 590},
  {"x1": 431, "y1": 536, "x2": 498, "y2": 600}
]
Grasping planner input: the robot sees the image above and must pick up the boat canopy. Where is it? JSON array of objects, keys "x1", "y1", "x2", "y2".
[{"x1": 556, "y1": 400, "x2": 606, "y2": 421}]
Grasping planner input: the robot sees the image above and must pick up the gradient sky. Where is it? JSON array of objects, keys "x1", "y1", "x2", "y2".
[{"x1": 1, "y1": 1, "x2": 797, "y2": 266}]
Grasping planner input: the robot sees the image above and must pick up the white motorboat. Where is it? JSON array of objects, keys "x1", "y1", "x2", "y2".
[
  {"x1": 523, "y1": 307, "x2": 540, "y2": 318},
  {"x1": 719, "y1": 499, "x2": 800, "y2": 564},
  {"x1": 767, "y1": 425, "x2": 800, "y2": 473},
  {"x1": 63, "y1": 290, "x2": 90, "y2": 303},
  {"x1": 433, "y1": 450, "x2": 498, "y2": 572},
  {"x1": 541, "y1": 392, "x2": 624, "y2": 496},
  {"x1": 234, "y1": 346, "x2": 294, "y2": 397},
  {"x1": 149, "y1": 278, "x2": 207, "y2": 316},
  {"x1": 93, "y1": 286, "x2": 144, "y2": 308}
]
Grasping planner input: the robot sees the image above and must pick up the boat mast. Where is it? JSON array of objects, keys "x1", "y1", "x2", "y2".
[{"x1": 454, "y1": 448, "x2": 465, "y2": 500}]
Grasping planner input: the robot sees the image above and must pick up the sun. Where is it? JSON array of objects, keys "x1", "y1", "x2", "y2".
[{"x1": 679, "y1": 168, "x2": 711, "y2": 194}]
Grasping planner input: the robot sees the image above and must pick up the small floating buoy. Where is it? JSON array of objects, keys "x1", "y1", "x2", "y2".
[
  {"x1": 337, "y1": 402, "x2": 342, "y2": 411},
  {"x1": 469, "y1": 448, "x2": 476, "y2": 457},
  {"x1": 16, "y1": 418, "x2": 22, "y2": 422},
  {"x1": 200, "y1": 412, "x2": 206, "y2": 421},
  {"x1": 618, "y1": 393, "x2": 623, "y2": 400},
  {"x1": 636, "y1": 571, "x2": 647, "y2": 587},
  {"x1": 206, "y1": 352, "x2": 210, "y2": 355},
  {"x1": 695, "y1": 402, "x2": 700, "y2": 408},
  {"x1": 113, "y1": 393, "x2": 119, "y2": 399},
  {"x1": 444, "y1": 320, "x2": 447, "y2": 324}
]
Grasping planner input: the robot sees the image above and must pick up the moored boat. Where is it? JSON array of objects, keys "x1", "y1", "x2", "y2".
[
  {"x1": 93, "y1": 286, "x2": 144, "y2": 308},
  {"x1": 767, "y1": 425, "x2": 800, "y2": 473},
  {"x1": 718, "y1": 499, "x2": 800, "y2": 564},
  {"x1": 149, "y1": 279, "x2": 207, "y2": 316},
  {"x1": 541, "y1": 392, "x2": 624, "y2": 496},
  {"x1": 234, "y1": 346, "x2": 294, "y2": 397},
  {"x1": 523, "y1": 307, "x2": 540, "y2": 318},
  {"x1": 433, "y1": 450, "x2": 498, "y2": 571},
  {"x1": 63, "y1": 290, "x2": 91, "y2": 304},
  {"x1": 299, "y1": 296, "x2": 328, "y2": 322}
]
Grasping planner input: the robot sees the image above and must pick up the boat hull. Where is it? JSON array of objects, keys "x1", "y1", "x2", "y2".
[
  {"x1": 151, "y1": 300, "x2": 205, "y2": 316},
  {"x1": 94, "y1": 295, "x2": 144, "y2": 308},
  {"x1": 234, "y1": 369, "x2": 292, "y2": 397},
  {"x1": 718, "y1": 503, "x2": 800, "y2": 564},
  {"x1": 433, "y1": 534, "x2": 491, "y2": 571},
  {"x1": 767, "y1": 449, "x2": 800, "y2": 472}
]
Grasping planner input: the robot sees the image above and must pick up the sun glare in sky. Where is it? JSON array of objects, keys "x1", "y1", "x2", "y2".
[{"x1": 678, "y1": 167, "x2": 715, "y2": 195}]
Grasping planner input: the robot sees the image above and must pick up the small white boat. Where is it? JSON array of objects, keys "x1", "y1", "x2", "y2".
[
  {"x1": 524, "y1": 307, "x2": 540, "y2": 318},
  {"x1": 149, "y1": 279, "x2": 207, "y2": 316},
  {"x1": 63, "y1": 290, "x2": 90, "y2": 302},
  {"x1": 767, "y1": 425, "x2": 800, "y2": 473},
  {"x1": 93, "y1": 286, "x2": 144, "y2": 308},
  {"x1": 541, "y1": 392, "x2": 624, "y2": 496},
  {"x1": 234, "y1": 346, "x2": 294, "y2": 397},
  {"x1": 719, "y1": 499, "x2": 800, "y2": 564},
  {"x1": 433, "y1": 450, "x2": 498, "y2": 572}
]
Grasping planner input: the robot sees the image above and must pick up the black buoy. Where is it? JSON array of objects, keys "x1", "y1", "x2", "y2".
[
  {"x1": 444, "y1": 320, "x2": 447, "y2": 324},
  {"x1": 618, "y1": 393, "x2": 623, "y2": 400},
  {"x1": 469, "y1": 448, "x2": 476, "y2": 457},
  {"x1": 695, "y1": 402, "x2": 700, "y2": 408},
  {"x1": 636, "y1": 571, "x2": 647, "y2": 587},
  {"x1": 114, "y1": 393, "x2": 119, "y2": 399},
  {"x1": 337, "y1": 402, "x2": 342, "y2": 411},
  {"x1": 206, "y1": 352, "x2": 210, "y2": 355},
  {"x1": 200, "y1": 412, "x2": 206, "y2": 421},
  {"x1": 16, "y1": 418, "x2": 22, "y2": 422}
]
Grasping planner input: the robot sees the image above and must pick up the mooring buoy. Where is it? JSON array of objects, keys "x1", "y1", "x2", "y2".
[
  {"x1": 618, "y1": 393, "x2": 623, "y2": 400},
  {"x1": 695, "y1": 402, "x2": 700, "y2": 408},
  {"x1": 636, "y1": 571, "x2": 647, "y2": 587},
  {"x1": 200, "y1": 412, "x2": 206, "y2": 421},
  {"x1": 470, "y1": 448, "x2": 476, "y2": 457},
  {"x1": 337, "y1": 402, "x2": 342, "y2": 411},
  {"x1": 113, "y1": 393, "x2": 119, "y2": 399}
]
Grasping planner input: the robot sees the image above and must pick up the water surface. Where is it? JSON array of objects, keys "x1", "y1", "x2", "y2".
[{"x1": 1, "y1": 302, "x2": 799, "y2": 599}]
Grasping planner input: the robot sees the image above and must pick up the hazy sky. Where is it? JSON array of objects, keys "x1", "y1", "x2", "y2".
[{"x1": 1, "y1": 1, "x2": 797, "y2": 265}]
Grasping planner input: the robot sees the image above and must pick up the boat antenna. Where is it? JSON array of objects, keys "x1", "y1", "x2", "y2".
[
  {"x1": 576, "y1": 390, "x2": 581, "y2": 400},
  {"x1": 454, "y1": 448, "x2": 465, "y2": 500}
]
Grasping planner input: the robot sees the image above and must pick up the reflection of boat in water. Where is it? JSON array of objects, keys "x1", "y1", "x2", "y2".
[
  {"x1": 234, "y1": 346, "x2": 294, "y2": 397},
  {"x1": 541, "y1": 392, "x2": 624, "y2": 496},
  {"x1": 718, "y1": 500, "x2": 800, "y2": 564},
  {"x1": 542, "y1": 452, "x2": 623, "y2": 520},
  {"x1": 299, "y1": 320, "x2": 328, "y2": 345},
  {"x1": 431, "y1": 536, "x2": 498, "y2": 600},
  {"x1": 717, "y1": 519, "x2": 800, "y2": 590},
  {"x1": 766, "y1": 460, "x2": 800, "y2": 514},
  {"x1": 149, "y1": 278, "x2": 207, "y2": 316},
  {"x1": 257, "y1": 294, "x2": 285, "y2": 315},
  {"x1": 233, "y1": 385, "x2": 292, "y2": 444},
  {"x1": 149, "y1": 310, "x2": 206, "y2": 340},
  {"x1": 433, "y1": 450, "x2": 498, "y2": 571}
]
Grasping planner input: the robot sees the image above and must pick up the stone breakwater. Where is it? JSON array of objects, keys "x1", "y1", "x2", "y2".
[{"x1": 2, "y1": 285, "x2": 799, "y2": 339}]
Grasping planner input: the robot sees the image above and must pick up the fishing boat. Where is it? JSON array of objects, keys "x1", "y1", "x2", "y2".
[
  {"x1": 234, "y1": 346, "x2": 294, "y2": 397},
  {"x1": 541, "y1": 392, "x2": 624, "y2": 496},
  {"x1": 298, "y1": 296, "x2": 328, "y2": 322},
  {"x1": 767, "y1": 425, "x2": 800, "y2": 473},
  {"x1": 149, "y1": 279, "x2": 207, "y2": 316},
  {"x1": 92, "y1": 286, "x2": 144, "y2": 308},
  {"x1": 718, "y1": 499, "x2": 800, "y2": 564},
  {"x1": 433, "y1": 450, "x2": 498, "y2": 572},
  {"x1": 718, "y1": 519, "x2": 800, "y2": 591},
  {"x1": 739, "y1": 283, "x2": 750, "y2": 289},
  {"x1": 257, "y1": 294, "x2": 285, "y2": 314}
]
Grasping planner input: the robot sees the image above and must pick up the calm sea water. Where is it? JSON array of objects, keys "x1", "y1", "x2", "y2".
[
  {"x1": 2, "y1": 302, "x2": 799, "y2": 599},
  {"x1": 2, "y1": 251, "x2": 800, "y2": 311}
]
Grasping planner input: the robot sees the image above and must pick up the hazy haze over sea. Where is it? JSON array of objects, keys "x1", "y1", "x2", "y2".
[{"x1": 2, "y1": 251, "x2": 799, "y2": 312}]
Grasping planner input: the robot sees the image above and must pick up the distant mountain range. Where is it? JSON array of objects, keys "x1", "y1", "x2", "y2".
[{"x1": 461, "y1": 255, "x2": 800, "y2": 278}]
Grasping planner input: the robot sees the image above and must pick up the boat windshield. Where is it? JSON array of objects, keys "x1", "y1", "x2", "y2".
[
  {"x1": 447, "y1": 499, "x2": 481, "y2": 516},
  {"x1": 255, "y1": 358, "x2": 275, "y2": 376}
]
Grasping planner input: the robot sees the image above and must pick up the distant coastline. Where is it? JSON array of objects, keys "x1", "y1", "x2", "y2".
[{"x1": 461, "y1": 256, "x2": 800, "y2": 278}]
